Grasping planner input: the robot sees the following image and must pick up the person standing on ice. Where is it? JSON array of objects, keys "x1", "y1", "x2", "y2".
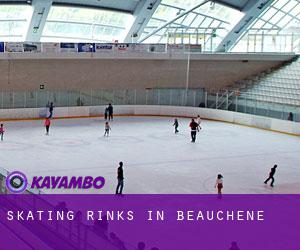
[
  {"x1": 44, "y1": 117, "x2": 51, "y2": 135},
  {"x1": 215, "y1": 174, "x2": 223, "y2": 195},
  {"x1": 104, "y1": 107, "x2": 108, "y2": 120},
  {"x1": 48, "y1": 102, "x2": 54, "y2": 118},
  {"x1": 189, "y1": 118, "x2": 199, "y2": 142},
  {"x1": 115, "y1": 162, "x2": 124, "y2": 195},
  {"x1": 0, "y1": 124, "x2": 5, "y2": 141},
  {"x1": 104, "y1": 122, "x2": 111, "y2": 137},
  {"x1": 107, "y1": 103, "x2": 113, "y2": 121},
  {"x1": 196, "y1": 115, "x2": 202, "y2": 130},
  {"x1": 264, "y1": 164, "x2": 277, "y2": 187},
  {"x1": 173, "y1": 118, "x2": 179, "y2": 133}
]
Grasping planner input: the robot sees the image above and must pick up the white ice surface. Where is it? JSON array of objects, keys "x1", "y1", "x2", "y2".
[{"x1": 0, "y1": 116, "x2": 299, "y2": 194}]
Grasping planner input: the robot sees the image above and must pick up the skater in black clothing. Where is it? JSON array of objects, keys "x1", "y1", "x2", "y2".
[
  {"x1": 0, "y1": 124, "x2": 4, "y2": 141},
  {"x1": 107, "y1": 103, "x2": 113, "y2": 121},
  {"x1": 173, "y1": 119, "x2": 179, "y2": 133},
  {"x1": 264, "y1": 165, "x2": 277, "y2": 187},
  {"x1": 189, "y1": 119, "x2": 199, "y2": 142},
  {"x1": 288, "y1": 112, "x2": 294, "y2": 121},
  {"x1": 115, "y1": 162, "x2": 124, "y2": 195},
  {"x1": 104, "y1": 107, "x2": 108, "y2": 120},
  {"x1": 48, "y1": 102, "x2": 54, "y2": 118}
]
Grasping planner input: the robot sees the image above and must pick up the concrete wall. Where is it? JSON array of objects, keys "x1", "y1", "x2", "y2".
[
  {"x1": 0, "y1": 53, "x2": 294, "y2": 91},
  {"x1": 0, "y1": 105, "x2": 299, "y2": 136}
]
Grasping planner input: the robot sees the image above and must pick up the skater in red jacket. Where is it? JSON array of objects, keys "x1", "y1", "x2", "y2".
[{"x1": 44, "y1": 118, "x2": 51, "y2": 135}]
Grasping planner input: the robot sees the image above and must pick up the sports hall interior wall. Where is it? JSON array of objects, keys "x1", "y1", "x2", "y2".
[{"x1": 0, "y1": 58, "x2": 288, "y2": 91}]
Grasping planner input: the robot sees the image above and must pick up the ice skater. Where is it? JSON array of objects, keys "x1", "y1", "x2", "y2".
[
  {"x1": 196, "y1": 115, "x2": 202, "y2": 130},
  {"x1": 107, "y1": 103, "x2": 113, "y2": 121},
  {"x1": 264, "y1": 164, "x2": 277, "y2": 187},
  {"x1": 215, "y1": 174, "x2": 223, "y2": 196},
  {"x1": 48, "y1": 102, "x2": 54, "y2": 118},
  {"x1": 0, "y1": 124, "x2": 5, "y2": 141},
  {"x1": 104, "y1": 107, "x2": 109, "y2": 120},
  {"x1": 44, "y1": 117, "x2": 51, "y2": 135},
  {"x1": 189, "y1": 118, "x2": 199, "y2": 142},
  {"x1": 173, "y1": 118, "x2": 179, "y2": 133},
  {"x1": 115, "y1": 162, "x2": 124, "y2": 195},
  {"x1": 104, "y1": 122, "x2": 111, "y2": 137}
]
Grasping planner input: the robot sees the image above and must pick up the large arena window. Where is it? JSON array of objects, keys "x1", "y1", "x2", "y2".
[
  {"x1": 231, "y1": 0, "x2": 300, "y2": 53},
  {"x1": 41, "y1": 6, "x2": 134, "y2": 42},
  {"x1": 138, "y1": 0, "x2": 244, "y2": 51},
  {"x1": 0, "y1": 5, "x2": 33, "y2": 41}
]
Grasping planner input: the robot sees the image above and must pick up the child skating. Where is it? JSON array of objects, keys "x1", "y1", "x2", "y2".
[
  {"x1": 173, "y1": 119, "x2": 179, "y2": 133},
  {"x1": 104, "y1": 107, "x2": 108, "y2": 120},
  {"x1": 44, "y1": 117, "x2": 51, "y2": 135},
  {"x1": 0, "y1": 124, "x2": 5, "y2": 141},
  {"x1": 104, "y1": 122, "x2": 111, "y2": 137},
  {"x1": 196, "y1": 115, "x2": 202, "y2": 130},
  {"x1": 215, "y1": 174, "x2": 223, "y2": 196}
]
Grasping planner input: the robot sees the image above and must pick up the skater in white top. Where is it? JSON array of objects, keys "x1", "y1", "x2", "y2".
[
  {"x1": 104, "y1": 122, "x2": 111, "y2": 137},
  {"x1": 196, "y1": 115, "x2": 202, "y2": 130}
]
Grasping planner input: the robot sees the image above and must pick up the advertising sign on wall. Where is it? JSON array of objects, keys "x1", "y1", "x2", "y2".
[
  {"x1": 0, "y1": 42, "x2": 4, "y2": 52},
  {"x1": 129, "y1": 44, "x2": 149, "y2": 52},
  {"x1": 167, "y1": 44, "x2": 185, "y2": 53},
  {"x1": 78, "y1": 43, "x2": 96, "y2": 52},
  {"x1": 60, "y1": 43, "x2": 78, "y2": 52},
  {"x1": 148, "y1": 44, "x2": 167, "y2": 53},
  {"x1": 23, "y1": 42, "x2": 42, "y2": 53},
  {"x1": 42, "y1": 43, "x2": 60, "y2": 53},
  {"x1": 95, "y1": 43, "x2": 114, "y2": 53},
  {"x1": 5, "y1": 42, "x2": 23, "y2": 52}
]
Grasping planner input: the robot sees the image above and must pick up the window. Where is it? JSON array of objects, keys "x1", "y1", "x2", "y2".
[
  {"x1": 0, "y1": 5, "x2": 33, "y2": 41},
  {"x1": 42, "y1": 6, "x2": 133, "y2": 42}
]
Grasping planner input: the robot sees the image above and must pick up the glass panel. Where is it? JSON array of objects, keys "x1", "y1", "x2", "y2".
[
  {"x1": 42, "y1": 6, "x2": 133, "y2": 42},
  {"x1": 0, "y1": 5, "x2": 32, "y2": 41}
]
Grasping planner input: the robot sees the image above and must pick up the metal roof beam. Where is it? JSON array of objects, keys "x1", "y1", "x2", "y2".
[
  {"x1": 25, "y1": 0, "x2": 53, "y2": 42},
  {"x1": 124, "y1": 0, "x2": 161, "y2": 43},
  {"x1": 216, "y1": 0, "x2": 275, "y2": 52},
  {"x1": 138, "y1": 0, "x2": 210, "y2": 43}
]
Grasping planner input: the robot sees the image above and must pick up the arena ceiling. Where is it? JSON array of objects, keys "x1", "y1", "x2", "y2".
[{"x1": 0, "y1": 0, "x2": 299, "y2": 52}]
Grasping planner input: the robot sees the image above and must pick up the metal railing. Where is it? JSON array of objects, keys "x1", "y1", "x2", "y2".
[{"x1": 0, "y1": 88, "x2": 298, "y2": 122}]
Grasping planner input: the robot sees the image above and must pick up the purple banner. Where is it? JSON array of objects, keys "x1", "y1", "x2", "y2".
[{"x1": 0, "y1": 194, "x2": 299, "y2": 250}]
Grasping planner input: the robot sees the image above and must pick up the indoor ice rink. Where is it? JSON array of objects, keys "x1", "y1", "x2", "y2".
[
  {"x1": 0, "y1": 0, "x2": 299, "y2": 197},
  {"x1": 1, "y1": 115, "x2": 299, "y2": 194}
]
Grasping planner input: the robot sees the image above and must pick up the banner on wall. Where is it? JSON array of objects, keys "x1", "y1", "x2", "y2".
[
  {"x1": 185, "y1": 44, "x2": 202, "y2": 53},
  {"x1": 0, "y1": 42, "x2": 4, "y2": 52},
  {"x1": 78, "y1": 43, "x2": 96, "y2": 52},
  {"x1": 116, "y1": 43, "x2": 130, "y2": 52},
  {"x1": 5, "y1": 42, "x2": 23, "y2": 52},
  {"x1": 95, "y1": 43, "x2": 114, "y2": 52},
  {"x1": 23, "y1": 42, "x2": 41, "y2": 53},
  {"x1": 60, "y1": 43, "x2": 78, "y2": 52},
  {"x1": 129, "y1": 43, "x2": 149, "y2": 52},
  {"x1": 167, "y1": 44, "x2": 185, "y2": 53},
  {"x1": 148, "y1": 44, "x2": 167, "y2": 53},
  {"x1": 42, "y1": 43, "x2": 60, "y2": 53}
]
